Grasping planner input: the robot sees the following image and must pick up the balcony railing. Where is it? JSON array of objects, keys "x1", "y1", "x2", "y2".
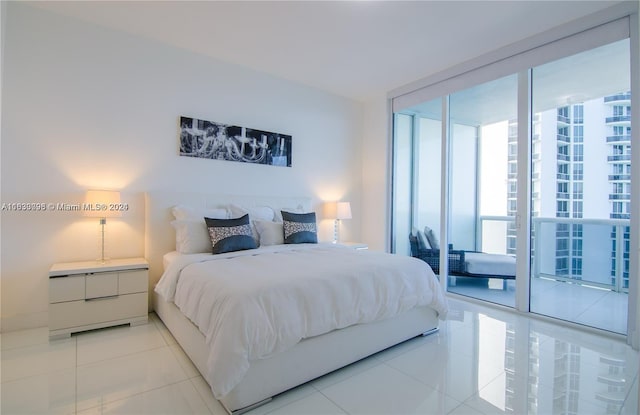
[
  {"x1": 607, "y1": 154, "x2": 631, "y2": 162},
  {"x1": 557, "y1": 134, "x2": 570, "y2": 143},
  {"x1": 557, "y1": 115, "x2": 570, "y2": 124},
  {"x1": 609, "y1": 174, "x2": 631, "y2": 181},
  {"x1": 609, "y1": 194, "x2": 631, "y2": 200},
  {"x1": 557, "y1": 173, "x2": 570, "y2": 181},
  {"x1": 478, "y1": 216, "x2": 630, "y2": 293},
  {"x1": 606, "y1": 135, "x2": 631, "y2": 143},
  {"x1": 606, "y1": 115, "x2": 631, "y2": 123},
  {"x1": 604, "y1": 93, "x2": 631, "y2": 103},
  {"x1": 610, "y1": 213, "x2": 630, "y2": 219},
  {"x1": 557, "y1": 154, "x2": 570, "y2": 162}
]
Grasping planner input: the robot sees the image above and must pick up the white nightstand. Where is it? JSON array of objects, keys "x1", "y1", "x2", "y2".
[
  {"x1": 338, "y1": 242, "x2": 368, "y2": 250},
  {"x1": 49, "y1": 257, "x2": 149, "y2": 340}
]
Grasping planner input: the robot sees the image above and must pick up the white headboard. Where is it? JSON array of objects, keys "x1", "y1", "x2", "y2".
[{"x1": 144, "y1": 191, "x2": 312, "y2": 308}]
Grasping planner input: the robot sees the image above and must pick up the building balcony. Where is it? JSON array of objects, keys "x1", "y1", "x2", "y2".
[
  {"x1": 604, "y1": 93, "x2": 631, "y2": 103},
  {"x1": 609, "y1": 194, "x2": 631, "y2": 200},
  {"x1": 610, "y1": 213, "x2": 630, "y2": 220},
  {"x1": 606, "y1": 135, "x2": 631, "y2": 143},
  {"x1": 443, "y1": 217, "x2": 629, "y2": 333},
  {"x1": 557, "y1": 154, "x2": 570, "y2": 162},
  {"x1": 557, "y1": 115, "x2": 570, "y2": 124},
  {"x1": 557, "y1": 173, "x2": 570, "y2": 181},
  {"x1": 556, "y1": 193, "x2": 570, "y2": 199},
  {"x1": 608, "y1": 174, "x2": 631, "y2": 181},
  {"x1": 606, "y1": 115, "x2": 631, "y2": 124},
  {"x1": 556, "y1": 134, "x2": 570, "y2": 143},
  {"x1": 608, "y1": 154, "x2": 631, "y2": 162},
  {"x1": 469, "y1": 216, "x2": 631, "y2": 296}
]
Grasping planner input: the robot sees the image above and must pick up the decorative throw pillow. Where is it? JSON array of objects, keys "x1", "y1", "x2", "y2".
[
  {"x1": 424, "y1": 226, "x2": 439, "y2": 249},
  {"x1": 274, "y1": 205, "x2": 305, "y2": 222},
  {"x1": 254, "y1": 220, "x2": 285, "y2": 246},
  {"x1": 205, "y1": 214, "x2": 257, "y2": 254},
  {"x1": 281, "y1": 211, "x2": 318, "y2": 244}
]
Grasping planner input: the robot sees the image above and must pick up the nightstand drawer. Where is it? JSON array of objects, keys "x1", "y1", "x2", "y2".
[
  {"x1": 118, "y1": 270, "x2": 148, "y2": 294},
  {"x1": 49, "y1": 292, "x2": 147, "y2": 331},
  {"x1": 85, "y1": 272, "x2": 118, "y2": 299},
  {"x1": 50, "y1": 275, "x2": 85, "y2": 303}
]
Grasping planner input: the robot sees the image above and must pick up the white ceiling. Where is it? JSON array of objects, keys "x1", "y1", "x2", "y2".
[{"x1": 30, "y1": 0, "x2": 622, "y2": 102}]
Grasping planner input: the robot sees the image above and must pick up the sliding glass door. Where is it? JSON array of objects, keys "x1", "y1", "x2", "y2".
[
  {"x1": 529, "y1": 39, "x2": 631, "y2": 333},
  {"x1": 447, "y1": 75, "x2": 518, "y2": 306},
  {"x1": 390, "y1": 15, "x2": 635, "y2": 337}
]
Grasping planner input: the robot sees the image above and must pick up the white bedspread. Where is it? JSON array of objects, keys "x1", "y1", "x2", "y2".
[{"x1": 155, "y1": 243, "x2": 448, "y2": 398}]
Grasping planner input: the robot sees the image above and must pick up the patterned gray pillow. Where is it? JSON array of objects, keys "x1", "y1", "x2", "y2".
[
  {"x1": 281, "y1": 211, "x2": 318, "y2": 244},
  {"x1": 205, "y1": 214, "x2": 257, "y2": 254}
]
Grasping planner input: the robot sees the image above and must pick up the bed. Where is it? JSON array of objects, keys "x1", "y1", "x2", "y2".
[{"x1": 145, "y1": 192, "x2": 448, "y2": 414}]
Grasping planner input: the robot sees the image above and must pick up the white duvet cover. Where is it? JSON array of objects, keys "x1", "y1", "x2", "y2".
[{"x1": 155, "y1": 243, "x2": 448, "y2": 398}]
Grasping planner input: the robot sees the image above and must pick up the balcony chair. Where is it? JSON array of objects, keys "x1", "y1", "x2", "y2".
[{"x1": 409, "y1": 228, "x2": 516, "y2": 289}]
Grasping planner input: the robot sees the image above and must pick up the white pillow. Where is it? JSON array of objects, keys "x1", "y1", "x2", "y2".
[
  {"x1": 424, "y1": 226, "x2": 439, "y2": 249},
  {"x1": 228, "y1": 204, "x2": 275, "y2": 245},
  {"x1": 254, "y1": 220, "x2": 284, "y2": 246},
  {"x1": 171, "y1": 205, "x2": 228, "y2": 221},
  {"x1": 171, "y1": 220, "x2": 212, "y2": 254},
  {"x1": 228, "y1": 204, "x2": 275, "y2": 221},
  {"x1": 417, "y1": 229, "x2": 431, "y2": 250}
]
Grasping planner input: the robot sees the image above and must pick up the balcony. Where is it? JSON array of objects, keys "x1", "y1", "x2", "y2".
[
  {"x1": 557, "y1": 154, "x2": 570, "y2": 162},
  {"x1": 557, "y1": 134, "x2": 570, "y2": 143},
  {"x1": 609, "y1": 194, "x2": 631, "y2": 200},
  {"x1": 604, "y1": 93, "x2": 631, "y2": 103},
  {"x1": 442, "y1": 216, "x2": 630, "y2": 334},
  {"x1": 606, "y1": 135, "x2": 631, "y2": 143},
  {"x1": 608, "y1": 174, "x2": 631, "y2": 181},
  {"x1": 606, "y1": 115, "x2": 631, "y2": 124},
  {"x1": 607, "y1": 154, "x2": 631, "y2": 162},
  {"x1": 611, "y1": 213, "x2": 630, "y2": 219},
  {"x1": 557, "y1": 115, "x2": 570, "y2": 124},
  {"x1": 557, "y1": 173, "x2": 570, "y2": 181},
  {"x1": 556, "y1": 192, "x2": 570, "y2": 199}
]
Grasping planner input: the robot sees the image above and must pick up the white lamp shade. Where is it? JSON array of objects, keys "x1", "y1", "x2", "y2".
[
  {"x1": 336, "y1": 202, "x2": 352, "y2": 220},
  {"x1": 83, "y1": 190, "x2": 122, "y2": 218}
]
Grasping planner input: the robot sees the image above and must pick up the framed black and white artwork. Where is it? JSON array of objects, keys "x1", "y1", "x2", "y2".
[{"x1": 179, "y1": 116, "x2": 292, "y2": 167}]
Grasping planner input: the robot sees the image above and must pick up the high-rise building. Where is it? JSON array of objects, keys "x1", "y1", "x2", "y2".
[{"x1": 516, "y1": 92, "x2": 631, "y2": 291}]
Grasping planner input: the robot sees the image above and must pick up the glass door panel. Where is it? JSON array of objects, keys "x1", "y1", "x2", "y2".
[
  {"x1": 448, "y1": 75, "x2": 518, "y2": 306},
  {"x1": 415, "y1": 100, "x2": 442, "y2": 250},
  {"x1": 530, "y1": 39, "x2": 630, "y2": 334},
  {"x1": 392, "y1": 113, "x2": 414, "y2": 256}
]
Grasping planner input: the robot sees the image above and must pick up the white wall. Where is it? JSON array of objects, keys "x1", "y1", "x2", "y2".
[
  {"x1": 0, "y1": 3, "x2": 363, "y2": 331},
  {"x1": 361, "y1": 95, "x2": 390, "y2": 252}
]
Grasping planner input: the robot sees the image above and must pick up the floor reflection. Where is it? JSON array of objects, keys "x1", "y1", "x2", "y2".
[{"x1": 445, "y1": 298, "x2": 638, "y2": 414}]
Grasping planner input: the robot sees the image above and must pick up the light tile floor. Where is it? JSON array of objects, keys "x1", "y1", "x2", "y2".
[{"x1": 1, "y1": 298, "x2": 638, "y2": 415}]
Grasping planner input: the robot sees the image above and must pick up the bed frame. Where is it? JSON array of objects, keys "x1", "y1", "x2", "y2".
[{"x1": 145, "y1": 192, "x2": 440, "y2": 414}]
